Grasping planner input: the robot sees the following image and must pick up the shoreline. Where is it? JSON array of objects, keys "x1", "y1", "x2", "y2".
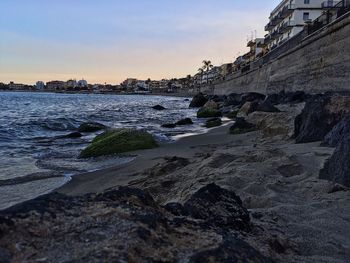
[
  {"x1": 57, "y1": 123, "x2": 234, "y2": 196},
  {"x1": 0, "y1": 89, "x2": 192, "y2": 98}
]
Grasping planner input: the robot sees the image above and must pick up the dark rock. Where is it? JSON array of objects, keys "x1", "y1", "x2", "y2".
[
  {"x1": 320, "y1": 135, "x2": 350, "y2": 187},
  {"x1": 225, "y1": 110, "x2": 239, "y2": 119},
  {"x1": 176, "y1": 118, "x2": 193, "y2": 125},
  {"x1": 189, "y1": 93, "x2": 208, "y2": 108},
  {"x1": 256, "y1": 100, "x2": 281, "y2": 113},
  {"x1": 78, "y1": 122, "x2": 107, "y2": 133},
  {"x1": 184, "y1": 183, "x2": 251, "y2": 231},
  {"x1": 61, "y1": 132, "x2": 83, "y2": 138},
  {"x1": 197, "y1": 108, "x2": 222, "y2": 118},
  {"x1": 79, "y1": 128, "x2": 158, "y2": 158},
  {"x1": 224, "y1": 93, "x2": 242, "y2": 107},
  {"x1": 238, "y1": 101, "x2": 260, "y2": 116},
  {"x1": 152, "y1": 105, "x2": 166, "y2": 111},
  {"x1": 189, "y1": 234, "x2": 273, "y2": 263},
  {"x1": 295, "y1": 95, "x2": 350, "y2": 143},
  {"x1": 0, "y1": 248, "x2": 12, "y2": 263},
  {"x1": 209, "y1": 95, "x2": 226, "y2": 103},
  {"x1": 280, "y1": 90, "x2": 308, "y2": 104},
  {"x1": 264, "y1": 93, "x2": 281, "y2": 105},
  {"x1": 323, "y1": 112, "x2": 350, "y2": 147},
  {"x1": 0, "y1": 185, "x2": 270, "y2": 262},
  {"x1": 161, "y1": 123, "x2": 176, "y2": 129},
  {"x1": 205, "y1": 118, "x2": 222, "y2": 128},
  {"x1": 240, "y1": 92, "x2": 266, "y2": 105},
  {"x1": 229, "y1": 118, "x2": 256, "y2": 134},
  {"x1": 163, "y1": 202, "x2": 189, "y2": 216}
]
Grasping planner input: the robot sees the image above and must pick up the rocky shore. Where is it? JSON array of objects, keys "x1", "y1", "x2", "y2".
[{"x1": 1, "y1": 91, "x2": 350, "y2": 262}]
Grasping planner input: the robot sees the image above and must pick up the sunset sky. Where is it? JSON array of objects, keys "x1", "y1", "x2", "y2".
[{"x1": 0, "y1": 0, "x2": 281, "y2": 84}]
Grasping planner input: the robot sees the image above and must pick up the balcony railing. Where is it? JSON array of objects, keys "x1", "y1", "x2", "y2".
[
  {"x1": 322, "y1": 0, "x2": 341, "y2": 8},
  {"x1": 278, "y1": 20, "x2": 296, "y2": 34},
  {"x1": 281, "y1": 4, "x2": 296, "y2": 18}
]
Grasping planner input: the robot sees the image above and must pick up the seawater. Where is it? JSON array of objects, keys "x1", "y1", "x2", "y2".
[{"x1": 0, "y1": 91, "x2": 202, "y2": 210}]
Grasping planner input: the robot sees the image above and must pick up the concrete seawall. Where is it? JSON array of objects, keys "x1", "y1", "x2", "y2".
[{"x1": 205, "y1": 12, "x2": 350, "y2": 95}]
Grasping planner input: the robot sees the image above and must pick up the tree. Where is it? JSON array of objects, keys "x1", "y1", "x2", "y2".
[{"x1": 202, "y1": 60, "x2": 213, "y2": 84}]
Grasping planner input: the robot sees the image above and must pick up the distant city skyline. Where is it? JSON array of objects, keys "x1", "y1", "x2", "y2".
[{"x1": 0, "y1": 0, "x2": 281, "y2": 84}]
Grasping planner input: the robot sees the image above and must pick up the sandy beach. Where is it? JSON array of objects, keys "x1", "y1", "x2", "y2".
[{"x1": 57, "y1": 116, "x2": 350, "y2": 262}]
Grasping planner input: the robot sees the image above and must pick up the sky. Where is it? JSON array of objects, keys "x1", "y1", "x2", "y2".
[{"x1": 0, "y1": 0, "x2": 281, "y2": 84}]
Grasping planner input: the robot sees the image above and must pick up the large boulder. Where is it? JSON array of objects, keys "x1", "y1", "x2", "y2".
[
  {"x1": 247, "y1": 103, "x2": 305, "y2": 138},
  {"x1": 205, "y1": 118, "x2": 222, "y2": 128},
  {"x1": 320, "y1": 134, "x2": 350, "y2": 187},
  {"x1": 0, "y1": 185, "x2": 271, "y2": 262},
  {"x1": 176, "y1": 118, "x2": 193, "y2": 126},
  {"x1": 279, "y1": 91, "x2": 308, "y2": 104},
  {"x1": 224, "y1": 93, "x2": 242, "y2": 107},
  {"x1": 189, "y1": 93, "x2": 208, "y2": 108},
  {"x1": 237, "y1": 101, "x2": 259, "y2": 117},
  {"x1": 256, "y1": 100, "x2": 281, "y2": 113},
  {"x1": 197, "y1": 108, "x2": 222, "y2": 118},
  {"x1": 294, "y1": 95, "x2": 350, "y2": 143},
  {"x1": 229, "y1": 118, "x2": 256, "y2": 134},
  {"x1": 323, "y1": 112, "x2": 350, "y2": 147},
  {"x1": 78, "y1": 122, "x2": 107, "y2": 133},
  {"x1": 175, "y1": 184, "x2": 250, "y2": 231},
  {"x1": 240, "y1": 92, "x2": 266, "y2": 105},
  {"x1": 203, "y1": 100, "x2": 219, "y2": 110},
  {"x1": 79, "y1": 129, "x2": 158, "y2": 158}
]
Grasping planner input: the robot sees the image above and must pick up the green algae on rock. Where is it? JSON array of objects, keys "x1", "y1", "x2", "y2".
[
  {"x1": 80, "y1": 129, "x2": 158, "y2": 158},
  {"x1": 197, "y1": 108, "x2": 222, "y2": 118}
]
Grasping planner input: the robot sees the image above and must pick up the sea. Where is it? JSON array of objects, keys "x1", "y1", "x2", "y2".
[{"x1": 0, "y1": 91, "x2": 204, "y2": 210}]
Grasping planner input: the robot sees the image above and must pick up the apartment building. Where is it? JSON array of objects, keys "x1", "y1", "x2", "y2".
[{"x1": 264, "y1": 0, "x2": 333, "y2": 49}]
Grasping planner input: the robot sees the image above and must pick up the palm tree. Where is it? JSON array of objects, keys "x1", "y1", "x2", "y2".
[
  {"x1": 202, "y1": 60, "x2": 213, "y2": 84},
  {"x1": 198, "y1": 68, "x2": 204, "y2": 87}
]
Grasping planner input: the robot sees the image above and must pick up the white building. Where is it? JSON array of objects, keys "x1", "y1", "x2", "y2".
[
  {"x1": 35, "y1": 81, "x2": 45, "y2": 90},
  {"x1": 265, "y1": 0, "x2": 335, "y2": 49},
  {"x1": 77, "y1": 79, "x2": 88, "y2": 88}
]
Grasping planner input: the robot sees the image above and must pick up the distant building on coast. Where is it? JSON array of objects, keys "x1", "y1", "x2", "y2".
[
  {"x1": 35, "y1": 81, "x2": 45, "y2": 90},
  {"x1": 46, "y1": 80, "x2": 65, "y2": 91},
  {"x1": 8, "y1": 82, "x2": 25, "y2": 90},
  {"x1": 77, "y1": 79, "x2": 88, "y2": 89},
  {"x1": 265, "y1": 0, "x2": 331, "y2": 49}
]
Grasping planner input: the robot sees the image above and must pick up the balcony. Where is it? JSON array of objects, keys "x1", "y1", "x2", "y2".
[
  {"x1": 278, "y1": 21, "x2": 296, "y2": 34},
  {"x1": 322, "y1": 0, "x2": 341, "y2": 8},
  {"x1": 264, "y1": 34, "x2": 272, "y2": 44},
  {"x1": 281, "y1": 4, "x2": 296, "y2": 18},
  {"x1": 265, "y1": 22, "x2": 274, "y2": 31}
]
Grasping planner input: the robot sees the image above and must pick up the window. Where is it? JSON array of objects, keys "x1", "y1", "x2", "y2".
[
  {"x1": 303, "y1": 12, "x2": 310, "y2": 21},
  {"x1": 304, "y1": 0, "x2": 310, "y2": 4}
]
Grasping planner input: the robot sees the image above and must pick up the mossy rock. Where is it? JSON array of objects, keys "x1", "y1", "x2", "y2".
[
  {"x1": 226, "y1": 110, "x2": 239, "y2": 119},
  {"x1": 80, "y1": 129, "x2": 158, "y2": 158},
  {"x1": 205, "y1": 118, "x2": 222, "y2": 128},
  {"x1": 197, "y1": 108, "x2": 222, "y2": 118}
]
